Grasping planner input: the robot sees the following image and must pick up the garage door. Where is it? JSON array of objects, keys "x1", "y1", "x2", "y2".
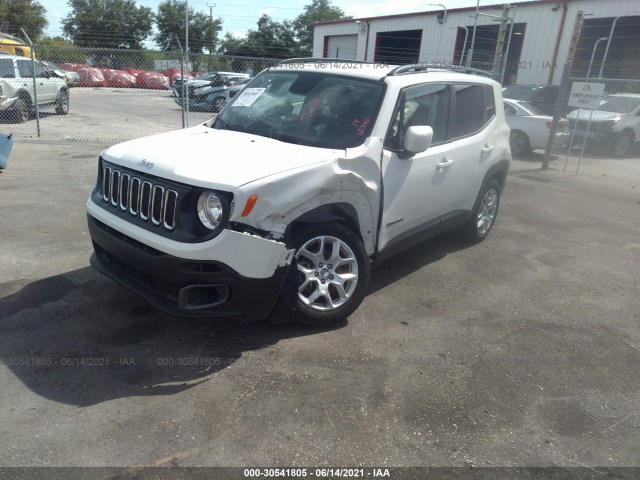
[{"x1": 326, "y1": 35, "x2": 358, "y2": 60}]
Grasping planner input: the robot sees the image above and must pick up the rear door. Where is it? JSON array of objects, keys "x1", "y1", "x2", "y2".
[
  {"x1": 443, "y1": 83, "x2": 501, "y2": 213},
  {"x1": 33, "y1": 61, "x2": 58, "y2": 103}
]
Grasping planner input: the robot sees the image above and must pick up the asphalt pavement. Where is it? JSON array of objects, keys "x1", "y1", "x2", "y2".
[{"x1": 0, "y1": 141, "x2": 639, "y2": 468}]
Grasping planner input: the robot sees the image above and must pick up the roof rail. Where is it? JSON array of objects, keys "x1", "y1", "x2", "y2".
[
  {"x1": 387, "y1": 63, "x2": 499, "y2": 80},
  {"x1": 276, "y1": 57, "x2": 376, "y2": 66}
]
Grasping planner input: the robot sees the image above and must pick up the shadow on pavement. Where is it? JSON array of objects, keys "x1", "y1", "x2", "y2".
[
  {"x1": 0, "y1": 267, "x2": 342, "y2": 407},
  {"x1": 0, "y1": 229, "x2": 475, "y2": 407}
]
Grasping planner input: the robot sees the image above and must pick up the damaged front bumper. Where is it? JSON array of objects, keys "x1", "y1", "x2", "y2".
[{"x1": 87, "y1": 204, "x2": 294, "y2": 322}]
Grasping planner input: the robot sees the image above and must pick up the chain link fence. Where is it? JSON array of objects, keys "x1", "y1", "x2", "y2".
[
  {"x1": 3, "y1": 44, "x2": 640, "y2": 187},
  {"x1": 0, "y1": 45, "x2": 280, "y2": 145},
  {"x1": 552, "y1": 61, "x2": 640, "y2": 187}
]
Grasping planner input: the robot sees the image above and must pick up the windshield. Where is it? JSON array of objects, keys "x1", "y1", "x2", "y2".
[
  {"x1": 598, "y1": 96, "x2": 640, "y2": 113},
  {"x1": 213, "y1": 71, "x2": 384, "y2": 149},
  {"x1": 503, "y1": 86, "x2": 543, "y2": 101}
]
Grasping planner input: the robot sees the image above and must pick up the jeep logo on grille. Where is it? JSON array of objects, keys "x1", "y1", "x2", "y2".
[{"x1": 137, "y1": 159, "x2": 154, "y2": 169}]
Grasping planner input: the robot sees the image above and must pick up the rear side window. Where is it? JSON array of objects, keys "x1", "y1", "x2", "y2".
[
  {"x1": 17, "y1": 60, "x2": 32, "y2": 78},
  {"x1": 385, "y1": 81, "x2": 497, "y2": 150},
  {"x1": 0, "y1": 59, "x2": 15, "y2": 78},
  {"x1": 452, "y1": 84, "x2": 495, "y2": 138}
]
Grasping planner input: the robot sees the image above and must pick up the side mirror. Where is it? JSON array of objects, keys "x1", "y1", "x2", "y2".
[{"x1": 402, "y1": 125, "x2": 433, "y2": 156}]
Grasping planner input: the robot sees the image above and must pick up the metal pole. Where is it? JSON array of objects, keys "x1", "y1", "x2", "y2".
[
  {"x1": 185, "y1": 0, "x2": 189, "y2": 127},
  {"x1": 454, "y1": 26, "x2": 469, "y2": 67},
  {"x1": 501, "y1": 6, "x2": 516, "y2": 84},
  {"x1": 208, "y1": 3, "x2": 215, "y2": 69},
  {"x1": 575, "y1": 36, "x2": 609, "y2": 173},
  {"x1": 21, "y1": 29, "x2": 40, "y2": 137},
  {"x1": 492, "y1": 6, "x2": 509, "y2": 78},
  {"x1": 467, "y1": 0, "x2": 480, "y2": 67},
  {"x1": 176, "y1": 35, "x2": 185, "y2": 129},
  {"x1": 428, "y1": 4, "x2": 447, "y2": 24},
  {"x1": 543, "y1": 61, "x2": 571, "y2": 170}
]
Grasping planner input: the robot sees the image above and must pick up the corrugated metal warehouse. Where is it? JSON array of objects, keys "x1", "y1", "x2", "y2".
[{"x1": 312, "y1": 0, "x2": 640, "y2": 85}]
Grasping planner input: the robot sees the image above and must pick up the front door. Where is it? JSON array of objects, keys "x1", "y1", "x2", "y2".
[{"x1": 378, "y1": 83, "x2": 453, "y2": 251}]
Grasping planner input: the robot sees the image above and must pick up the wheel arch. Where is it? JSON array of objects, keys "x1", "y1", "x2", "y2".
[
  {"x1": 16, "y1": 89, "x2": 32, "y2": 104},
  {"x1": 284, "y1": 202, "x2": 362, "y2": 247},
  {"x1": 472, "y1": 158, "x2": 509, "y2": 212}
]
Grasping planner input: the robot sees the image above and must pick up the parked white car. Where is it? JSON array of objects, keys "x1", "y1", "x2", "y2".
[
  {"x1": 87, "y1": 60, "x2": 511, "y2": 326},
  {"x1": 503, "y1": 98, "x2": 569, "y2": 155},
  {"x1": 566, "y1": 93, "x2": 640, "y2": 157},
  {"x1": 0, "y1": 54, "x2": 69, "y2": 122}
]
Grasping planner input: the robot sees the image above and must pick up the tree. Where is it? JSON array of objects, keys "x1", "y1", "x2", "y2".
[
  {"x1": 62, "y1": 0, "x2": 154, "y2": 49},
  {"x1": 155, "y1": 0, "x2": 222, "y2": 53},
  {"x1": 219, "y1": 14, "x2": 300, "y2": 59},
  {"x1": 0, "y1": 0, "x2": 48, "y2": 40},
  {"x1": 293, "y1": 0, "x2": 351, "y2": 54}
]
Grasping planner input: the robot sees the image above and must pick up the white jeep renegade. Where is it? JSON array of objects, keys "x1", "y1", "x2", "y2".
[{"x1": 87, "y1": 60, "x2": 511, "y2": 326}]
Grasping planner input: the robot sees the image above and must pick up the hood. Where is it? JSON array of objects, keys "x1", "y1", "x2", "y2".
[
  {"x1": 101, "y1": 125, "x2": 340, "y2": 191},
  {"x1": 567, "y1": 109, "x2": 622, "y2": 122}
]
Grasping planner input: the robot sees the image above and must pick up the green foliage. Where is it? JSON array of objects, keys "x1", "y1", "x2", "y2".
[
  {"x1": 219, "y1": 14, "x2": 302, "y2": 59},
  {"x1": 218, "y1": 0, "x2": 350, "y2": 59},
  {"x1": 62, "y1": 0, "x2": 154, "y2": 49},
  {"x1": 155, "y1": 0, "x2": 222, "y2": 54},
  {"x1": 293, "y1": 0, "x2": 352, "y2": 54},
  {"x1": 0, "y1": 0, "x2": 48, "y2": 40}
]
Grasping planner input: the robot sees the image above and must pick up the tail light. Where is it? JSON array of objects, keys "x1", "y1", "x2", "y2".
[
  {"x1": 225, "y1": 81, "x2": 232, "y2": 87},
  {"x1": 546, "y1": 121, "x2": 553, "y2": 129}
]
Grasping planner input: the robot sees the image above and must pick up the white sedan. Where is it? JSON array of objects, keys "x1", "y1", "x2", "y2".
[{"x1": 504, "y1": 98, "x2": 569, "y2": 155}]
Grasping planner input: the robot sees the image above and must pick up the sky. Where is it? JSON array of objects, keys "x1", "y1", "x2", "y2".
[{"x1": 42, "y1": 0, "x2": 486, "y2": 43}]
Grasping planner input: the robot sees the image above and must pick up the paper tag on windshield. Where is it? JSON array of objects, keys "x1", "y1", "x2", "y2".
[{"x1": 234, "y1": 88, "x2": 265, "y2": 107}]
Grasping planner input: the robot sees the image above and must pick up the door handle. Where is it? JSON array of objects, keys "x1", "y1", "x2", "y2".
[
  {"x1": 481, "y1": 144, "x2": 495, "y2": 155},
  {"x1": 437, "y1": 158, "x2": 454, "y2": 170}
]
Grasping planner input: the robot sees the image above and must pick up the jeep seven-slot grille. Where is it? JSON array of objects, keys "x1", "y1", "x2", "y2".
[{"x1": 102, "y1": 165, "x2": 178, "y2": 231}]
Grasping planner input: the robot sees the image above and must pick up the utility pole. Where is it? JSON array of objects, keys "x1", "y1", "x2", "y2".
[
  {"x1": 208, "y1": 3, "x2": 216, "y2": 69},
  {"x1": 492, "y1": 5, "x2": 510, "y2": 78}
]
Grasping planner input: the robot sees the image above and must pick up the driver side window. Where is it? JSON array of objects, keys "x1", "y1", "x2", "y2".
[{"x1": 385, "y1": 84, "x2": 450, "y2": 151}]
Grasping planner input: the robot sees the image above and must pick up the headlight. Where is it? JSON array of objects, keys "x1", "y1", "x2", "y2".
[{"x1": 197, "y1": 191, "x2": 224, "y2": 229}]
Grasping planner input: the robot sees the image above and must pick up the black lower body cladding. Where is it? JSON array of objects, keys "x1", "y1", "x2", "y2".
[{"x1": 87, "y1": 214, "x2": 289, "y2": 323}]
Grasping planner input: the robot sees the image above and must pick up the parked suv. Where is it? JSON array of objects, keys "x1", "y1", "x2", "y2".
[
  {"x1": 86, "y1": 60, "x2": 511, "y2": 326},
  {"x1": 0, "y1": 54, "x2": 70, "y2": 122},
  {"x1": 566, "y1": 93, "x2": 640, "y2": 157}
]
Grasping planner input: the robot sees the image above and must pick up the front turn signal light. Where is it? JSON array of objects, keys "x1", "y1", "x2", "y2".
[{"x1": 241, "y1": 194, "x2": 258, "y2": 217}]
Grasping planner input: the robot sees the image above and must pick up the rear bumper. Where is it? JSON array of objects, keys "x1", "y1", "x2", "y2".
[{"x1": 88, "y1": 214, "x2": 291, "y2": 322}]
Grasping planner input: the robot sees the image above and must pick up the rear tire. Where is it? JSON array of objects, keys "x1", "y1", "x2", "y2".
[
  {"x1": 55, "y1": 89, "x2": 69, "y2": 115},
  {"x1": 289, "y1": 223, "x2": 370, "y2": 327},
  {"x1": 510, "y1": 130, "x2": 531, "y2": 156},
  {"x1": 462, "y1": 180, "x2": 501, "y2": 244},
  {"x1": 613, "y1": 131, "x2": 633, "y2": 158}
]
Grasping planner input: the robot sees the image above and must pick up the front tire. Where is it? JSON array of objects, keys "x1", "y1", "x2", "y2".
[
  {"x1": 13, "y1": 98, "x2": 30, "y2": 123},
  {"x1": 213, "y1": 96, "x2": 226, "y2": 112},
  {"x1": 462, "y1": 180, "x2": 501, "y2": 243},
  {"x1": 290, "y1": 223, "x2": 370, "y2": 326},
  {"x1": 55, "y1": 89, "x2": 69, "y2": 115}
]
